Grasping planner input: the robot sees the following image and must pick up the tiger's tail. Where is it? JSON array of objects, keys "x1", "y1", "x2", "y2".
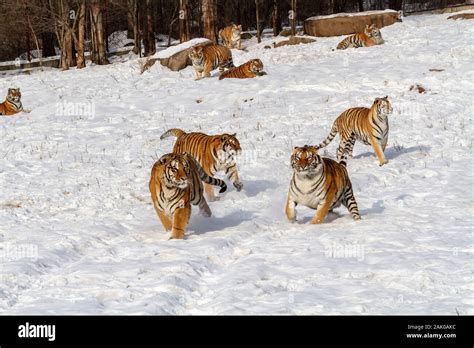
[
  {"x1": 187, "y1": 154, "x2": 227, "y2": 193},
  {"x1": 160, "y1": 128, "x2": 186, "y2": 140},
  {"x1": 337, "y1": 38, "x2": 349, "y2": 50},
  {"x1": 316, "y1": 123, "x2": 338, "y2": 150}
]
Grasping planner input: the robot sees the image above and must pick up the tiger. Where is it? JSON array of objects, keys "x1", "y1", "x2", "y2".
[
  {"x1": 316, "y1": 96, "x2": 393, "y2": 167},
  {"x1": 285, "y1": 144, "x2": 361, "y2": 224},
  {"x1": 219, "y1": 59, "x2": 264, "y2": 80},
  {"x1": 336, "y1": 24, "x2": 384, "y2": 50},
  {"x1": 160, "y1": 128, "x2": 242, "y2": 201},
  {"x1": 0, "y1": 88, "x2": 28, "y2": 116},
  {"x1": 149, "y1": 152, "x2": 227, "y2": 240},
  {"x1": 218, "y1": 24, "x2": 242, "y2": 50},
  {"x1": 188, "y1": 44, "x2": 234, "y2": 80}
]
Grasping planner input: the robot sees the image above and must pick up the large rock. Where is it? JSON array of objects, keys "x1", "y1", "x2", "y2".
[
  {"x1": 140, "y1": 38, "x2": 212, "y2": 74},
  {"x1": 273, "y1": 36, "x2": 316, "y2": 48},
  {"x1": 304, "y1": 9, "x2": 402, "y2": 37},
  {"x1": 448, "y1": 13, "x2": 474, "y2": 20}
]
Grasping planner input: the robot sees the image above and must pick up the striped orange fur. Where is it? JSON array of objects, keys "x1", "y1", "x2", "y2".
[
  {"x1": 188, "y1": 45, "x2": 234, "y2": 80},
  {"x1": 336, "y1": 24, "x2": 384, "y2": 50},
  {"x1": 0, "y1": 88, "x2": 24, "y2": 116},
  {"x1": 286, "y1": 145, "x2": 360, "y2": 224},
  {"x1": 218, "y1": 24, "x2": 242, "y2": 49},
  {"x1": 160, "y1": 128, "x2": 242, "y2": 201},
  {"x1": 219, "y1": 59, "x2": 264, "y2": 80},
  {"x1": 149, "y1": 152, "x2": 226, "y2": 239},
  {"x1": 316, "y1": 96, "x2": 393, "y2": 167}
]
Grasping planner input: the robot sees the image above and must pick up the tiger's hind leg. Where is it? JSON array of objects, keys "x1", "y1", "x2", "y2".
[
  {"x1": 342, "y1": 187, "x2": 361, "y2": 221},
  {"x1": 198, "y1": 197, "x2": 212, "y2": 217},
  {"x1": 204, "y1": 183, "x2": 218, "y2": 202}
]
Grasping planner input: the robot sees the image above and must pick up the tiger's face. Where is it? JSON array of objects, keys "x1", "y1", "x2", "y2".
[
  {"x1": 365, "y1": 24, "x2": 383, "y2": 43},
  {"x1": 160, "y1": 154, "x2": 191, "y2": 189},
  {"x1": 374, "y1": 96, "x2": 393, "y2": 115},
  {"x1": 291, "y1": 146, "x2": 322, "y2": 174},
  {"x1": 249, "y1": 59, "x2": 263, "y2": 74},
  {"x1": 189, "y1": 47, "x2": 204, "y2": 66},
  {"x1": 232, "y1": 24, "x2": 242, "y2": 38},
  {"x1": 221, "y1": 133, "x2": 241, "y2": 155},
  {"x1": 7, "y1": 88, "x2": 21, "y2": 103}
]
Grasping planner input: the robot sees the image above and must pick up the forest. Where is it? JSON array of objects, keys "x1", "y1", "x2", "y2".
[{"x1": 0, "y1": 0, "x2": 469, "y2": 66}]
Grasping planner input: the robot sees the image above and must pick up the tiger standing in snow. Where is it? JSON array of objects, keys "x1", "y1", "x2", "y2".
[
  {"x1": 219, "y1": 24, "x2": 242, "y2": 50},
  {"x1": 219, "y1": 59, "x2": 264, "y2": 80},
  {"x1": 285, "y1": 144, "x2": 361, "y2": 224},
  {"x1": 188, "y1": 45, "x2": 234, "y2": 80},
  {"x1": 316, "y1": 96, "x2": 393, "y2": 167},
  {"x1": 336, "y1": 24, "x2": 384, "y2": 50},
  {"x1": 160, "y1": 128, "x2": 243, "y2": 201},
  {"x1": 149, "y1": 152, "x2": 227, "y2": 239}
]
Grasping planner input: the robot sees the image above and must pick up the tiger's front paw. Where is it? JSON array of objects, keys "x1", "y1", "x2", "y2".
[{"x1": 233, "y1": 182, "x2": 243, "y2": 192}]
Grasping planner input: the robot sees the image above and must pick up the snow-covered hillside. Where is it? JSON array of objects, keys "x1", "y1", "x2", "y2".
[{"x1": 0, "y1": 13, "x2": 472, "y2": 314}]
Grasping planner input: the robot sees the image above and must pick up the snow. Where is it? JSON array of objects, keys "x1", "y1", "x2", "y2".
[
  {"x1": 0, "y1": 13, "x2": 473, "y2": 315},
  {"x1": 307, "y1": 9, "x2": 398, "y2": 21},
  {"x1": 150, "y1": 38, "x2": 212, "y2": 60}
]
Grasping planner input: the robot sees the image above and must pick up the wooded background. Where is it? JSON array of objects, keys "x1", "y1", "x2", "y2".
[{"x1": 0, "y1": 0, "x2": 470, "y2": 67}]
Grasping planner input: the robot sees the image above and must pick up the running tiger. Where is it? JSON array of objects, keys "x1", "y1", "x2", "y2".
[
  {"x1": 316, "y1": 96, "x2": 393, "y2": 167},
  {"x1": 219, "y1": 24, "x2": 242, "y2": 50},
  {"x1": 219, "y1": 59, "x2": 264, "y2": 80},
  {"x1": 160, "y1": 128, "x2": 243, "y2": 201},
  {"x1": 285, "y1": 144, "x2": 361, "y2": 224},
  {"x1": 188, "y1": 45, "x2": 234, "y2": 80},
  {"x1": 336, "y1": 24, "x2": 384, "y2": 50},
  {"x1": 149, "y1": 152, "x2": 227, "y2": 239},
  {"x1": 0, "y1": 88, "x2": 28, "y2": 116}
]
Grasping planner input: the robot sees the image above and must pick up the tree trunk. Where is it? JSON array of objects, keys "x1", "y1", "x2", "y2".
[
  {"x1": 41, "y1": 32, "x2": 56, "y2": 58},
  {"x1": 76, "y1": 1, "x2": 86, "y2": 69},
  {"x1": 202, "y1": 0, "x2": 216, "y2": 43},
  {"x1": 291, "y1": 0, "x2": 297, "y2": 36},
  {"x1": 272, "y1": 0, "x2": 281, "y2": 37},
  {"x1": 179, "y1": 0, "x2": 190, "y2": 43},
  {"x1": 144, "y1": 0, "x2": 156, "y2": 56},
  {"x1": 90, "y1": 0, "x2": 109, "y2": 65},
  {"x1": 256, "y1": 0, "x2": 261, "y2": 43}
]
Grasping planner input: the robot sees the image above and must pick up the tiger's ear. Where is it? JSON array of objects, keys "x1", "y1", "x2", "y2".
[
  {"x1": 231, "y1": 133, "x2": 236, "y2": 137},
  {"x1": 159, "y1": 154, "x2": 171, "y2": 165},
  {"x1": 384, "y1": 95, "x2": 388, "y2": 99}
]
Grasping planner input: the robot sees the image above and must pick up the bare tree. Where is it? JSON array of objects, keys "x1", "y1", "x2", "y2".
[
  {"x1": 256, "y1": 0, "x2": 261, "y2": 43},
  {"x1": 202, "y1": 0, "x2": 216, "y2": 43},
  {"x1": 290, "y1": 0, "x2": 297, "y2": 36},
  {"x1": 142, "y1": 0, "x2": 156, "y2": 56},
  {"x1": 90, "y1": 0, "x2": 109, "y2": 65},
  {"x1": 272, "y1": 0, "x2": 282, "y2": 37},
  {"x1": 76, "y1": 0, "x2": 86, "y2": 69},
  {"x1": 179, "y1": 0, "x2": 190, "y2": 43}
]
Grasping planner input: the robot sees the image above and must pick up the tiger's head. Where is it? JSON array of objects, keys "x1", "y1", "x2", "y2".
[
  {"x1": 291, "y1": 145, "x2": 322, "y2": 174},
  {"x1": 364, "y1": 24, "x2": 384, "y2": 44},
  {"x1": 232, "y1": 24, "x2": 242, "y2": 38},
  {"x1": 217, "y1": 133, "x2": 241, "y2": 164},
  {"x1": 249, "y1": 59, "x2": 264, "y2": 74},
  {"x1": 158, "y1": 153, "x2": 192, "y2": 189},
  {"x1": 373, "y1": 96, "x2": 393, "y2": 116},
  {"x1": 189, "y1": 46, "x2": 205, "y2": 66},
  {"x1": 6, "y1": 88, "x2": 21, "y2": 103}
]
